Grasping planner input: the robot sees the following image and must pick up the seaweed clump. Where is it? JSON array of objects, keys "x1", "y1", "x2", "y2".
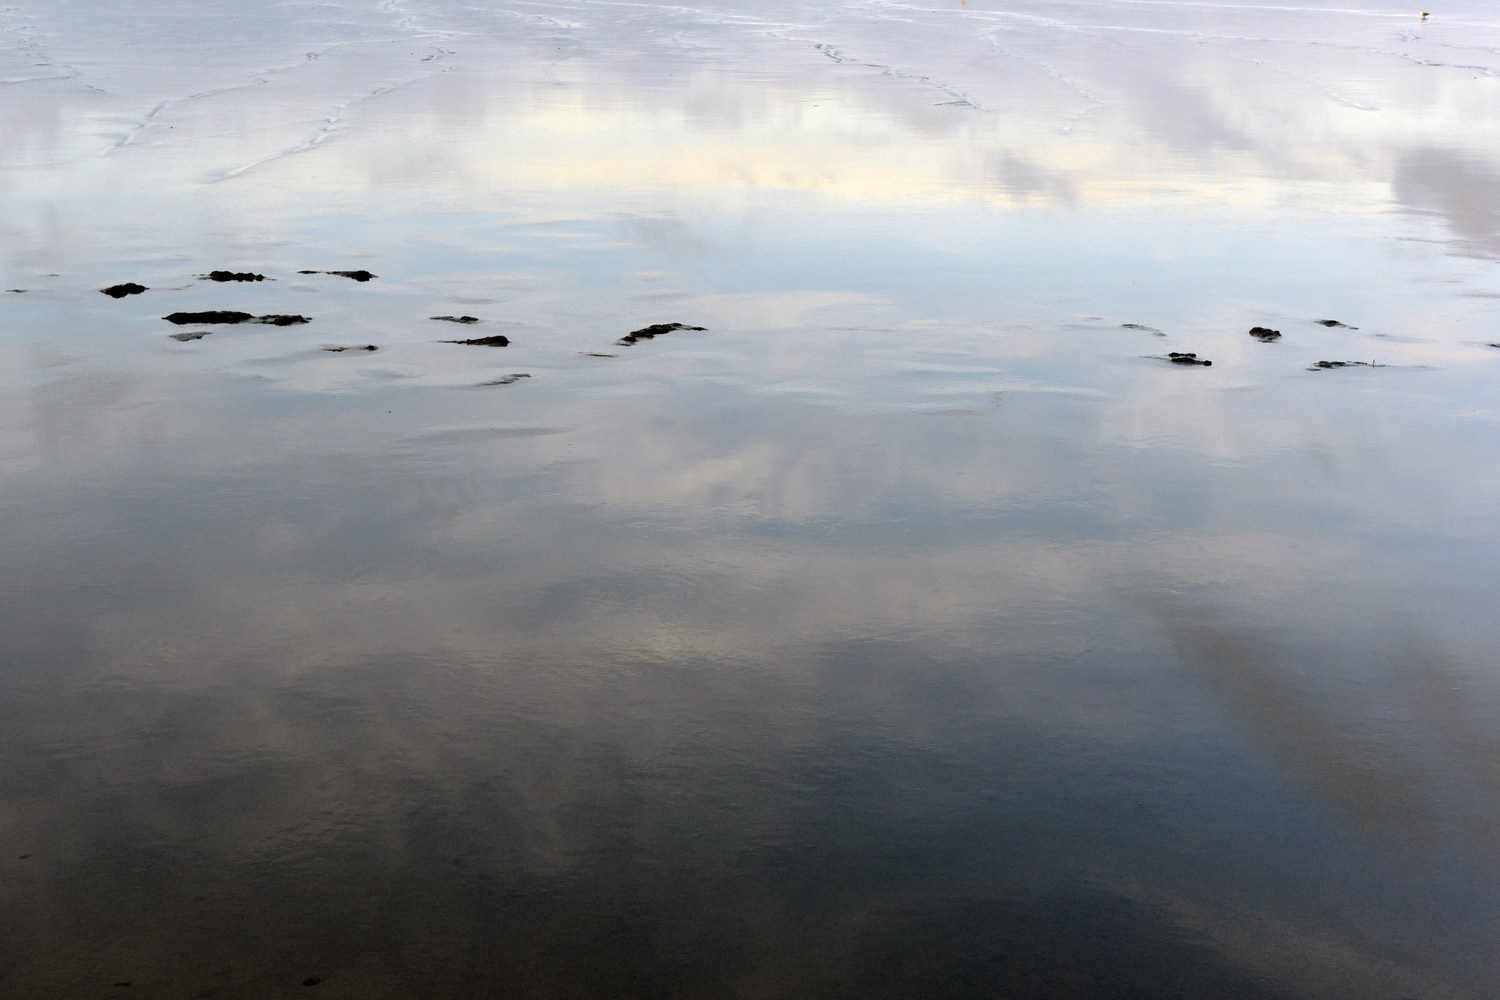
[
  {"x1": 162, "y1": 311, "x2": 309, "y2": 326},
  {"x1": 441, "y1": 335, "x2": 509, "y2": 347},
  {"x1": 300, "y1": 270, "x2": 376, "y2": 282},
  {"x1": 1310, "y1": 360, "x2": 1382, "y2": 371},
  {"x1": 617, "y1": 322, "x2": 706, "y2": 346}
]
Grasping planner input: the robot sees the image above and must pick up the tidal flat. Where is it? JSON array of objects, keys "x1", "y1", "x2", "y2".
[{"x1": 2, "y1": 0, "x2": 1499, "y2": 996}]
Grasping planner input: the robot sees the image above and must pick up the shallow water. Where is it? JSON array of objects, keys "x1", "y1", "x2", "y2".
[{"x1": 3, "y1": 0, "x2": 1500, "y2": 996}]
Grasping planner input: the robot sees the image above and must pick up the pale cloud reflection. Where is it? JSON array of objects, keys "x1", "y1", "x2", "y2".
[{"x1": 6, "y1": 0, "x2": 1499, "y2": 233}]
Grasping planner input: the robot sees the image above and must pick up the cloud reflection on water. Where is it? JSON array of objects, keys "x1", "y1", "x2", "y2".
[
  {"x1": 3, "y1": 0, "x2": 1500, "y2": 996},
  {"x1": 4, "y1": 354, "x2": 1500, "y2": 994}
]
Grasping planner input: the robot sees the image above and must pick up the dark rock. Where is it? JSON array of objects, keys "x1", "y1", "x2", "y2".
[
  {"x1": 169, "y1": 331, "x2": 212, "y2": 342},
  {"x1": 617, "y1": 322, "x2": 706, "y2": 345},
  {"x1": 431, "y1": 315, "x2": 480, "y2": 324},
  {"x1": 1122, "y1": 323, "x2": 1164, "y2": 335},
  {"x1": 299, "y1": 270, "x2": 376, "y2": 281},
  {"x1": 440, "y1": 335, "x2": 509, "y2": 347},
  {"x1": 202, "y1": 271, "x2": 265, "y2": 282},
  {"x1": 101, "y1": 283, "x2": 147, "y2": 298},
  {"x1": 1314, "y1": 319, "x2": 1357, "y2": 328},
  {"x1": 581, "y1": 352, "x2": 617, "y2": 357},
  {"x1": 1167, "y1": 352, "x2": 1211, "y2": 366},
  {"x1": 302, "y1": 977, "x2": 322, "y2": 987},
  {"x1": 1248, "y1": 326, "x2": 1281, "y2": 342},
  {"x1": 1310, "y1": 360, "x2": 1382, "y2": 370},
  {"x1": 477, "y1": 373, "x2": 531, "y2": 385},
  {"x1": 323, "y1": 345, "x2": 378, "y2": 352},
  {"x1": 6, "y1": 289, "x2": 25, "y2": 293},
  {"x1": 162, "y1": 312, "x2": 308, "y2": 325},
  {"x1": 164, "y1": 311, "x2": 253, "y2": 325}
]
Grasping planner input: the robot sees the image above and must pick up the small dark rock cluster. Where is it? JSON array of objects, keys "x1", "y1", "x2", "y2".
[
  {"x1": 1124, "y1": 317, "x2": 1398, "y2": 371},
  {"x1": 91, "y1": 269, "x2": 1415, "y2": 384},
  {"x1": 91, "y1": 269, "x2": 720, "y2": 386}
]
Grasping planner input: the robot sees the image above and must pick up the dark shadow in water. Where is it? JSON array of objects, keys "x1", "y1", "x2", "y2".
[
  {"x1": 1156, "y1": 603, "x2": 1500, "y2": 861},
  {"x1": 1393, "y1": 148, "x2": 1500, "y2": 259}
]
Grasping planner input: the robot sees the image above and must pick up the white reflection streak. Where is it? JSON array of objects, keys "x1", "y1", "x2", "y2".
[
  {"x1": 102, "y1": 35, "x2": 454, "y2": 158},
  {"x1": 1229, "y1": 54, "x2": 1377, "y2": 112},
  {"x1": 210, "y1": 67, "x2": 453, "y2": 182},
  {"x1": 977, "y1": 34, "x2": 1108, "y2": 132},
  {"x1": 874, "y1": 0, "x2": 1500, "y2": 80}
]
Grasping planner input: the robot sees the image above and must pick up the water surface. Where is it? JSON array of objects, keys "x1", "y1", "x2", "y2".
[{"x1": 2, "y1": 0, "x2": 1500, "y2": 996}]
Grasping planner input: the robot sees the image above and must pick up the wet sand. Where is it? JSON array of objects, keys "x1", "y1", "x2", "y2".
[{"x1": 2, "y1": 0, "x2": 1500, "y2": 996}]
